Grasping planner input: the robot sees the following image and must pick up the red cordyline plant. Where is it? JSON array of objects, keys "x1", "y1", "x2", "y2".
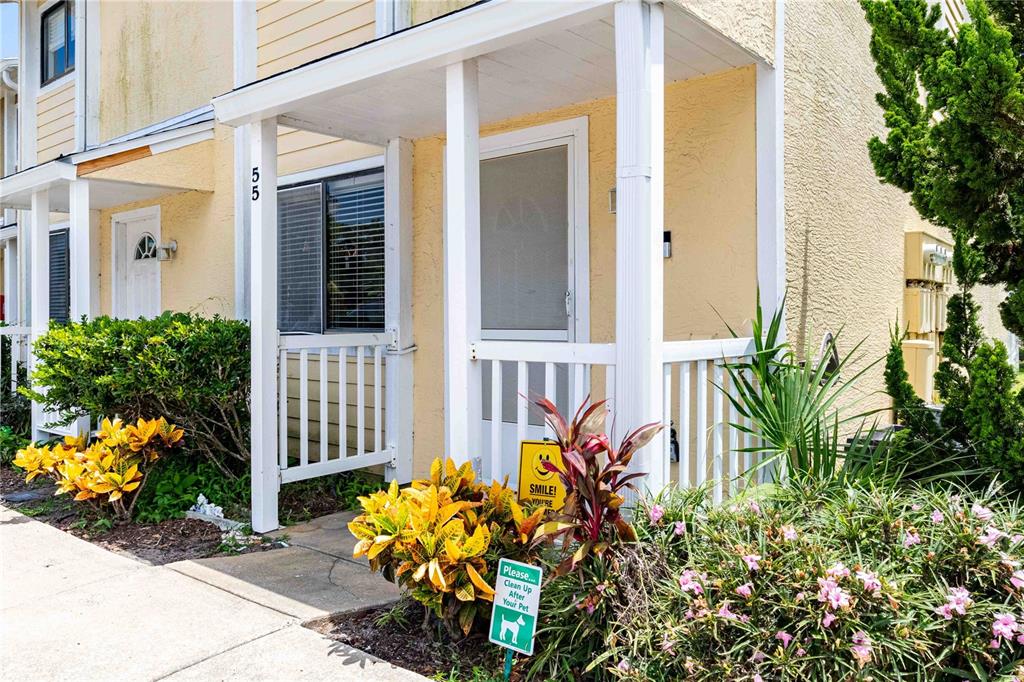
[{"x1": 531, "y1": 396, "x2": 662, "y2": 576}]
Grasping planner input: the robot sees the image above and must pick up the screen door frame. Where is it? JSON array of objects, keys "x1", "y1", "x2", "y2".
[{"x1": 478, "y1": 116, "x2": 590, "y2": 345}]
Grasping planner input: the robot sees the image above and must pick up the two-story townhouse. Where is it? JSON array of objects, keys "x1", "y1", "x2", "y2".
[{"x1": 1, "y1": 0, "x2": 1017, "y2": 532}]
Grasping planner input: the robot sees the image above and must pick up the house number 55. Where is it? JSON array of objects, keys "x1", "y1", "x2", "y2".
[{"x1": 251, "y1": 167, "x2": 260, "y2": 201}]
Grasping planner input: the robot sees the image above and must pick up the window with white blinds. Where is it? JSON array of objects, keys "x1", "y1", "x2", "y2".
[{"x1": 277, "y1": 169, "x2": 385, "y2": 334}]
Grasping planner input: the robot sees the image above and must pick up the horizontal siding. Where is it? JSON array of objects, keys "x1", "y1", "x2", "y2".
[
  {"x1": 278, "y1": 126, "x2": 381, "y2": 176},
  {"x1": 37, "y1": 81, "x2": 76, "y2": 163},
  {"x1": 256, "y1": 0, "x2": 375, "y2": 78}
]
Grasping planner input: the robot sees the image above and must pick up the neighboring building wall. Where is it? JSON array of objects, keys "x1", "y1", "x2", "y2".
[
  {"x1": 256, "y1": 0, "x2": 375, "y2": 79},
  {"x1": 36, "y1": 80, "x2": 74, "y2": 162},
  {"x1": 670, "y1": 0, "x2": 775, "y2": 65},
  {"x1": 784, "y1": 0, "x2": 1011, "y2": 415},
  {"x1": 97, "y1": 0, "x2": 233, "y2": 141},
  {"x1": 410, "y1": 66, "x2": 757, "y2": 478},
  {"x1": 87, "y1": 127, "x2": 236, "y2": 318}
]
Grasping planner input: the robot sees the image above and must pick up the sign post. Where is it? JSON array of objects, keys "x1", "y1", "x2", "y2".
[{"x1": 489, "y1": 558, "x2": 543, "y2": 679}]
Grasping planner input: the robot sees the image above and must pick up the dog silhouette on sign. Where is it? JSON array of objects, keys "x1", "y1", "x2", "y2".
[{"x1": 500, "y1": 613, "x2": 526, "y2": 644}]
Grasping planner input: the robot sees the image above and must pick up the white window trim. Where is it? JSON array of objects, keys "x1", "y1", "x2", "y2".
[
  {"x1": 277, "y1": 155, "x2": 385, "y2": 187},
  {"x1": 38, "y1": 0, "x2": 75, "y2": 96},
  {"x1": 110, "y1": 205, "x2": 160, "y2": 318},
  {"x1": 476, "y1": 116, "x2": 591, "y2": 345}
]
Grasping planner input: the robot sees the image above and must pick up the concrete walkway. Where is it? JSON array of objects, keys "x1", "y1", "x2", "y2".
[{"x1": 0, "y1": 506, "x2": 423, "y2": 682}]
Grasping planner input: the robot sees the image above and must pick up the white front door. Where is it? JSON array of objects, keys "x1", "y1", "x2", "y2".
[
  {"x1": 478, "y1": 119, "x2": 589, "y2": 481},
  {"x1": 114, "y1": 209, "x2": 161, "y2": 319}
]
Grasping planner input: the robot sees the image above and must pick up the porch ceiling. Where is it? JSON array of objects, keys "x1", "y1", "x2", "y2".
[{"x1": 214, "y1": 0, "x2": 757, "y2": 143}]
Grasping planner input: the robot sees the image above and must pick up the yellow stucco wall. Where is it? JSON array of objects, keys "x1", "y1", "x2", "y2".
[
  {"x1": 36, "y1": 80, "x2": 75, "y2": 162},
  {"x1": 98, "y1": 0, "x2": 233, "y2": 141},
  {"x1": 88, "y1": 126, "x2": 236, "y2": 318},
  {"x1": 256, "y1": 0, "x2": 375, "y2": 79},
  {"x1": 409, "y1": 66, "x2": 757, "y2": 478}
]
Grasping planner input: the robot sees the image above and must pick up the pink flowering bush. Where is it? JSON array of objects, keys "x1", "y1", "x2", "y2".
[{"x1": 587, "y1": 481, "x2": 1024, "y2": 681}]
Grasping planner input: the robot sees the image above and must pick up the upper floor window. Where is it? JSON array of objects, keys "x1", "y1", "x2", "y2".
[{"x1": 41, "y1": 1, "x2": 75, "y2": 86}]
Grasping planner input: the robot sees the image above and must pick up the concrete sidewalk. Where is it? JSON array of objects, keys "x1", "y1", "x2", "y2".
[{"x1": 0, "y1": 506, "x2": 424, "y2": 682}]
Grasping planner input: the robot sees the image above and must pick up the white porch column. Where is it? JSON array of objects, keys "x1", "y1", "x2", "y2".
[
  {"x1": 249, "y1": 117, "x2": 279, "y2": 532},
  {"x1": 614, "y1": 0, "x2": 666, "y2": 492},
  {"x1": 385, "y1": 137, "x2": 415, "y2": 483},
  {"x1": 69, "y1": 179, "x2": 100, "y2": 319},
  {"x1": 756, "y1": 0, "x2": 786, "y2": 328},
  {"x1": 29, "y1": 190, "x2": 50, "y2": 441},
  {"x1": 444, "y1": 59, "x2": 482, "y2": 469}
]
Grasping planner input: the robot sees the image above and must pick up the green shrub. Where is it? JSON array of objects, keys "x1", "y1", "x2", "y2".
[
  {"x1": 965, "y1": 342, "x2": 1024, "y2": 489},
  {"x1": 25, "y1": 313, "x2": 250, "y2": 474},
  {"x1": 134, "y1": 456, "x2": 251, "y2": 524},
  {"x1": 556, "y1": 482, "x2": 1024, "y2": 681},
  {"x1": 0, "y1": 426, "x2": 28, "y2": 467},
  {"x1": 935, "y1": 291, "x2": 984, "y2": 445},
  {"x1": 0, "y1": 331, "x2": 31, "y2": 438}
]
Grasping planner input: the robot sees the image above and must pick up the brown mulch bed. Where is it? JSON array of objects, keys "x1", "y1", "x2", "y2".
[
  {"x1": 310, "y1": 603, "x2": 517, "y2": 680},
  {"x1": 1, "y1": 467, "x2": 280, "y2": 565}
]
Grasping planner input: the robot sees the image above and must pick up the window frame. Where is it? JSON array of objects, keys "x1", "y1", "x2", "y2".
[
  {"x1": 40, "y1": 0, "x2": 75, "y2": 87},
  {"x1": 278, "y1": 164, "x2": 386, "y2": 335}
]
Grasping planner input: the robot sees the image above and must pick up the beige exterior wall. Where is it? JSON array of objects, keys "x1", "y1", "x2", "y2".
[
  {"x1": 783, "y1": 0, "x2": 1010, "y2": 415},
  {"x1": 36, "y1": 80, "x2": 75, "y2": 162},
  {"x1": 409, "y1": 66, "x2": 757, "y2": 478},
  {"x1": 669, "y1": 0, "x2": 775, "y2": 65},
  {"x1": 97, "y1": 0, "x2": 233, "y2": 141},
  {"x1": 256, "y1": 0, "x2": 375, "y2": 79},
  {"x1": 278, "y1": 126, "x2": 380, "y2": 176},
  {"x1": 408, "y1": 0, "x2": 476, "y2": 26},
  {"x1": 87, "y1": 126, "x2": 236, "y2": 318}
]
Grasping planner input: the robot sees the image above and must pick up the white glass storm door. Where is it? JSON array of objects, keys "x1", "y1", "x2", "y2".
[
  {"x1": 113, "y1": 207, "x2": 161, "y2": 319},
  {"x1": 478, "y1": 119, "x2": 589, "y2": 482}
]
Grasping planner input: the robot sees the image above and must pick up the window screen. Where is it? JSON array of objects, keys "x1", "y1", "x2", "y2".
[
  {"x1": 277, "y1": 169, "x2": 385, "y2": 334},
  {"x1": 42, "y1": 1, "x2": 75, "y2": 85},
  {"x1": 49, "y1": 229, "x2": 70, "y2": 323},
  {"x1": 326, "y1": 176, "x2": 385, "y2": 331},
  {"x1": 480, "y1": 146, "x2": 569, "y2": 333},
  {"x1": 278, "y1": 184, "x2": 323, "y2": 333}
]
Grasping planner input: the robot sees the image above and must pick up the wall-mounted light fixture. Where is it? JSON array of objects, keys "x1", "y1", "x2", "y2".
[
  {"x1": 608, "y1": 188, "x2": 616, "y2": 214},
  {"x1": 156, "y1": 240, "x2": 178, "y2": 261},
  {"x1": 663, "y1": 230, "x2": 672, "y2": 258}
]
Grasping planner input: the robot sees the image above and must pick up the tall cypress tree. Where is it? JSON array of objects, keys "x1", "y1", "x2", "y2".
[{"x1": 860, "y1": 0, "x2": 1024, "y2": 337}]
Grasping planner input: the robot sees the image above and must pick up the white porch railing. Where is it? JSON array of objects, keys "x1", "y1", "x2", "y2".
[
  {"x1": 278, "y1": 332, "x2": 394, "y2": 484},
  {"x1": 662, "y1": 337, "x2": 759, "y2": 504},
  {"x1": 0, "y1": 325, "x2": 29, "y2": 396},
  {"x1": 471, "y1": 340, "x2": 616, "y2": 483}
]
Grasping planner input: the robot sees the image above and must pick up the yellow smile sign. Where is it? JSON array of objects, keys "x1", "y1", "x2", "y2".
[{"x1": 517, "y1": 440, "x2": 566, "y2": 510}]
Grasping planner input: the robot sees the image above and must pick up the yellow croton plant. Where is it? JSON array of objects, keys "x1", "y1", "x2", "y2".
[
  {"x1": 13, "y1": 417, "x2": 184, "y2": 520},
  {"x1": 349, "y1": 457, "x2": 545, "y2": 635}
]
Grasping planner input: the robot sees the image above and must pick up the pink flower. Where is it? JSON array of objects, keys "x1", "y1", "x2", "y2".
[
  {"x1": 753, "y1": 676, "x2": 763, "y2": 682},
  {"x1": 992, "y1": 613, "x2": 1017, "y2": 640},
  {"x1": 718, "y1": 602, "x2": 738, "y2": 620},
  {"x1": 931, "y1": 509, "x2": 944, "y2": 524},
  {"x1": 972, "y1": 504, "x2": 995, "y2": 521},
  {"x1": 781, "y1": 524, "x2": 798, "y2": 541},
  {"x1": 617, "y1": 659, "x2": 630, "y2": 671},
  {"x1": 1013, "y1": 534, "x2": 1024, "y2": 544},
  {"x1": 736, "y1": 582, "x2": 753, "y2": 599},
  {"x1": 748, "y1": 500, "x2": 761, "y2": 515},
  {"x1": 911, "y1": 504, "x2": 922, "y2": 511},
  {"x1": 648, "y1": 504, "x2": 665, "y2": 524},
  {"x1": 827, "y1": 562, "x2": 851, "y2": 579},
  {"x1": 817, "y1": 577, "x2": 851, "y2": 610},
  {"x1": 1017, "y1": 633, "x2": 1024, "y2": 646},
  {"x1": 673, "y1": 521, "x2": 686, "y2": 536},
  {"x1": 678, "y1": 570, "x2": 704, "y2": 595},
  {"x1": 856, "y1": 569, "x2": 882, "y2": 594},
  {"x1": 796, "y1": 647, "x2": 806, "y2": 657},
  {"x1": 990, "y1": 638, "x2": 1001, "y2": 649},
  {"x1": 979, "y1": 526, "x2": 1006, "y2": 548},
  {"x1": 823, "y1": 612, "x2": 838, "y2": 628},
  {"x1": 742, "y1": 554, "x2": 761, "y2": 571},
  {"x1": 903, "y1": 531, "x2": 921, "y2": 548},
  {"x1": 1011, "y1": 570, "x2": 1024, "y2": 590},
  {"x1": 935, "y1": 587, "x2": 972, "y2": 619},
  {"x1": 775, "y1": 630, "x2": 794, "y2": 648},
  {"x1": 750, "y1": 650, "x2": 766, "y2": 663},
  {"x1": 851, "y1": 631, "x2": 873, "y2": 666},
  {"x1": 660, "y1": 632, "x2": 675, "y2": 654}
]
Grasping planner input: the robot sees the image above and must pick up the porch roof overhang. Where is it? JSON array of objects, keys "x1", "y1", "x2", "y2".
[
  {"x1": 0, "y1": 111, "x2": 216, "y2": 212},
  {"x1": 212, "y1": 0, "x2": 758, "y2": 143}
]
